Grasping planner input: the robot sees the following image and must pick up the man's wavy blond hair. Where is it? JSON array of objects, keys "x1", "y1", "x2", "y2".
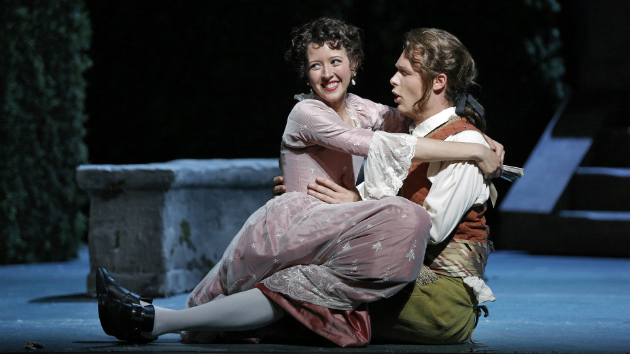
[{"x1": 404, "y1": 28, "x2": 486, "y2": 132}]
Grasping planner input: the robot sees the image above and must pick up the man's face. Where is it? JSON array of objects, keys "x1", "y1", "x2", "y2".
[{"x1": 390, "y1": 52, "x2": 425, "y2": 117}]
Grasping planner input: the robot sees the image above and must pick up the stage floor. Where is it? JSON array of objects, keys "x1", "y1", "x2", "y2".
[{"x1": 1, "y1": 248, "x2": 628, "y2": 353}]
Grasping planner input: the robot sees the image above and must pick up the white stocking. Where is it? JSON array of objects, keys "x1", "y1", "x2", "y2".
[{"x1": 148, "y1": 288, "x2": 284, "y2": 337}]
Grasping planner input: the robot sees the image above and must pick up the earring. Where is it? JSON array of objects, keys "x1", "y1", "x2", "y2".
[
  {"x1": 306, "y1": 81, "x2": 310, "y2": 86},
  {"x1": 352, "y1": 72, "x2": 356, "y2": 86}
]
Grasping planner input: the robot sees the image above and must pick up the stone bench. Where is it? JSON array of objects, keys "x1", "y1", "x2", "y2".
[{"x1": 77, "y1": 159, "x2": 280, "y2": 297}]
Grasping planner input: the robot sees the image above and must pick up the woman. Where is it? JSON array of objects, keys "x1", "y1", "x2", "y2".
[{"x1": 97, "y1": 18, "x2": 501, "y2": 347}]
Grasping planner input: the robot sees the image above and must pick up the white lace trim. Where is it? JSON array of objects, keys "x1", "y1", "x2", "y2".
[
  {"x1": 261, "y1": 264, "x2": 357, "y2": 310},
  {"x1": 363, "y1": 131, "x2": 418, "y2": 200},
  {"x1": 294, "y1": 93, "x2": 317, "y2": 102},
  {"x1": 462, "y1": 276, "x2": 496, "y2": 303},
  {"x1": 346, "y1": 105, "x2": 360, "y2": 128}
]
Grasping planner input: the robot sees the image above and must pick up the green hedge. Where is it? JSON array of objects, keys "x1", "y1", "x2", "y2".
[
  {"x1": 524, "y1": 0, "x2": 567, "y2": 99},
  {"x1": 0, "y1": 0, "x2": 91, "y2": 264}
]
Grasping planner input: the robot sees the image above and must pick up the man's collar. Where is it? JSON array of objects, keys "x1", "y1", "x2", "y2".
[{"x1": 409, "y1": 107, "x2": 456, "y2": 137}]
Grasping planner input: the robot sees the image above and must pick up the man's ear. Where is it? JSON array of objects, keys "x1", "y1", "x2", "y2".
[{"x1": 433, "y1": 73, "x2": 447, "y2": 92}]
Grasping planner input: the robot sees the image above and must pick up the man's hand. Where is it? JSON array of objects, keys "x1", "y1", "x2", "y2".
[
  {"x1": 272, "y1": 176, "x2": 286, "y2": 198},
  {"x1": 307, "y1": 176, "x2": 361, "y2": 204}
]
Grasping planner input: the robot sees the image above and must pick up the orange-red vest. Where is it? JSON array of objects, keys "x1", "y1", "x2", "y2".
[{"x1": 402, "y1": 116, "x2": 491, "y2": 277}]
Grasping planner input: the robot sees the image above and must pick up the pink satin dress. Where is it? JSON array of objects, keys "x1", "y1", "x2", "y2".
[{"x1": 184, "y1": 94, "x2": 430, "y2": 347}]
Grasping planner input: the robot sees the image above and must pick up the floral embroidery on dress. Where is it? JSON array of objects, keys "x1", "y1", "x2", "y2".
[
  {"x1": 383, "y1": 268, "x2": 391, "y2": 281},
  {"x1": 405, "y1": 249, "x2": 415, "y2": 261},
  {"x1": 261, "y1": 265, "x2": 356, "y2": 310},
  {"x1": 372, "y1": 241, "x2": 383, "y2": 253},
  {"x1": 402, "y1": 214, "x2": 408, "y2": 219},
  {"x1": 276, "y1": 233, "x2": 282, "y2": 238},
  {"x1": 350, "y1": 260, "x2": 359, "y2": 273},
  {"x1": 342, "y1": 242, "x2": 351, "y2": 252},
  {"x1": 405, "y1": 240, "x2": 417, "y2": 261}
]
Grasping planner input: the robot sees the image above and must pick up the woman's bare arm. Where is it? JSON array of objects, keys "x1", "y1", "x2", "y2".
[{"x1": 412, "y1": 138, "x2": 501, "y2": 179}]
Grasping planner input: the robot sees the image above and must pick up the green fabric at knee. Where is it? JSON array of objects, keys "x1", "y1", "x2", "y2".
[{"x1": 370, "y1": 275, "x2": 477, "y2": 345}]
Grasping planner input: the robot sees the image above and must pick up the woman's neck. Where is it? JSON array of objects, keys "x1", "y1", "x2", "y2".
[
  {"x1": 327, "y1": 97, "x2": 346, "y2": 116},
  {"x1": 320, "y1": 94, "x2": 353, "y2": 125}
]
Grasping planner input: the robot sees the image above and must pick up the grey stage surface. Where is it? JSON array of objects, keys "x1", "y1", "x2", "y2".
[{"x1": 1, "y1": 248, "x2": 628, "y2": 353}]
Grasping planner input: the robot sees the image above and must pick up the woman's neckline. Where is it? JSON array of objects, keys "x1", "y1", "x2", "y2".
[{"x1": 294, "y1": 92, "x2": 360, "y2": 128}]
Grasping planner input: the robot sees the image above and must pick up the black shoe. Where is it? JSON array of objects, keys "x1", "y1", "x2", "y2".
[
  {"x1": 98, "y1": 293, "x2": 115, "y2": 336},
  {"x1": 96, "y1": 268, "x2": 153, "y2": 305},
  {"x1": 98, "y1": 294, "x2": 157, "y2": 343}
]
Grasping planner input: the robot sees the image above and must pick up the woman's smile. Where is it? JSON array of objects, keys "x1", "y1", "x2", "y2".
[{"x1": 322, "y1": 80, "x2": 340, "y2": 91}]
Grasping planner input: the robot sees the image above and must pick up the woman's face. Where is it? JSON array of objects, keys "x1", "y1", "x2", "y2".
[
  {"x1": 390, "y1": 52, "x2": 425, "y2": 117},
  {"x1": 306, "y1": 42, "x2": 353, "y2": 107}
]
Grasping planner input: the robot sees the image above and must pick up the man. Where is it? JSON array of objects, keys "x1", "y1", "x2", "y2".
[{"x1": 274, "y1": 28, "x2": 502, "y2": 344}]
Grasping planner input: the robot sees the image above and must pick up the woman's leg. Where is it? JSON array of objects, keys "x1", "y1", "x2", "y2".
[
  {"x1": 147, "y1": 288, "x2": 284, "y2": 338},
  {"x1": 187, "y1": 194, "x2": 430, "y2": 311}
]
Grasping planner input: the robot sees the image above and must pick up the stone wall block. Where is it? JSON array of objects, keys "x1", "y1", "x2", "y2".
[{"x1": 79, "y1": 159, "x2": 280, "y2": 297}]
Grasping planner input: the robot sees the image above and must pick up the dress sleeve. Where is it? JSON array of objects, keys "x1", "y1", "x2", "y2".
[
  {"x1": 371, "y1": 104, "x2": 414, "y2": 133},
  {"x1": 282, "y1": 100, "x2": 374, "y2": 157},
  {"x1": 347, "y1": 95, "x2": 413, "y2": 134},
  {"x1": 423, "y1": 130, "x2": 492, "y2": 244},
  {"x1": 362, "y1": 131, "x2": 418, "y2": 200}
]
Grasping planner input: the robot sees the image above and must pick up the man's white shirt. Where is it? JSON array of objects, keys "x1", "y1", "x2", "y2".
[{"x1": 409, "y1": 107, "x2": 491, "y2": 244}]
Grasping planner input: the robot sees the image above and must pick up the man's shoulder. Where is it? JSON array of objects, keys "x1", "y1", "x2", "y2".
[{"x1": 448, "y1": 129, "x2": 488, "y2": 147}]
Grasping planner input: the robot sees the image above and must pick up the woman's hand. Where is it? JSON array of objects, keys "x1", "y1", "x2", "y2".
[
  {"x1": 307, "y1": 176, "x2": 361, "y2": 204},
  {"x1": 483, "y1": 134, "x2": 505, "y2": 166},
  {"x1": 272, "y1": 176, "x2": 286, "y2": 198},
  {"x1": 473, "y1": 144, "x2": 503, "y2": 179}
]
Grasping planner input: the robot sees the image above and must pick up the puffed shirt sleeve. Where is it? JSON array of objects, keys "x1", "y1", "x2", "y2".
[
  {"x1": 424, "y1": 130, "x2": 492, "y2": 244},
  {"x1": 282, "y1": 99, "x2": 373, "y2": 157}
]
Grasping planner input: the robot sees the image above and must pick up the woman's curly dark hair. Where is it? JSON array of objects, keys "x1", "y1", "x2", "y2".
[{"x1": 286, "y1": 18, "x2": 363, "y2": 79}]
